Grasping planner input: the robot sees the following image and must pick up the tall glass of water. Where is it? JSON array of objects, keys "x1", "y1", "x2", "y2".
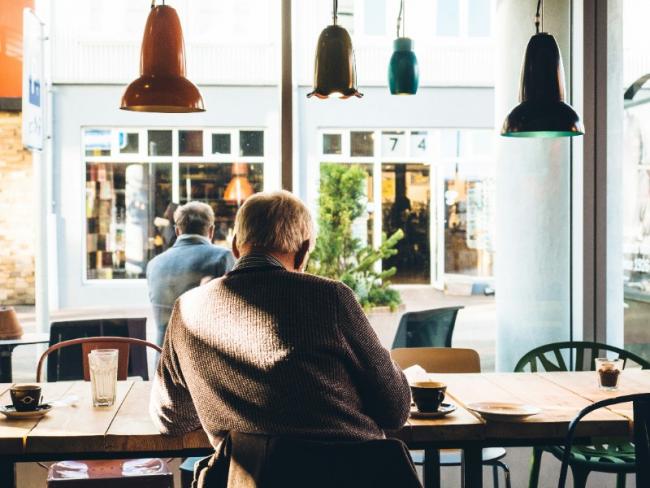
[{"x1": 89, "y1": 349, "x2": 118, "y2": 407}]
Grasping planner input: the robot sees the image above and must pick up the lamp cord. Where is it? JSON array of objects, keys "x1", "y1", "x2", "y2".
[
  {"x1": 333, "y1": 0, "x2": 338, "y2": 25},
  {"x1": 396, "y1": 0, "x2": 405, "y2": 38},
  {"x1": 535, "y1": 0, "x2": 543, "y2": 33}
]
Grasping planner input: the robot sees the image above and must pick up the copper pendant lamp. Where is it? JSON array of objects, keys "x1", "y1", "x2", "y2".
[
  {"x1": 501, "y1": 0, "x2": 583, "y2": 137},
  {"x1": 307, "y1": 0, "x2": 362, "y2": 99},
  {"x1": 121, "y1": 1, "x2": 204, "y2": 113}
]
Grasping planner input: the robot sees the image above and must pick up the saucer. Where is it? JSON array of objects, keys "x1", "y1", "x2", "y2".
[
  {"x1": 0, "y1": 403, "x2": 52, "y2": 420},
  {"x1": 466, "y1": 402, "x2": 541, "y2": 422},
  {"x1": 410, "y1": 402, "x2": 457, "y2": 419}
]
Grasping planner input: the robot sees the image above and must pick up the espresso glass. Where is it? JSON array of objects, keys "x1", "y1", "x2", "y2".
[{"x1": 595, "y1": 358, "x2": 623, "y2": 391}]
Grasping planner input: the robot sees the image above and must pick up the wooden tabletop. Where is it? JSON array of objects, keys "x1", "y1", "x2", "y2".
[{"x1": 0, "y1": 371, "x2": 648, "y2": 458}]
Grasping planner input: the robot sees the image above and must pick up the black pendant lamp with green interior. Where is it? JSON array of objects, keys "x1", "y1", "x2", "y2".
[
  {"x1": 501, "y1": 0, "x2": 583, "y2": 137},
  {"x1": 307, "y1": 0, "x2": 362, "y2": 99},
  {"x1": 388, "y1": 0, "x2": 419, "y2": 95}
]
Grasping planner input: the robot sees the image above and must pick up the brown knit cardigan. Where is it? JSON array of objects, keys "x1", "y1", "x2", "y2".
[{"x1": 150, "y1": 266, "x2": 411, "y2": 447}]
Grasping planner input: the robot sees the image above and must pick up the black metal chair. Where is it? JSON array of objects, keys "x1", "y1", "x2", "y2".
[
  {"x1": 516, "y1": 341, "x2": 650, "y2": 488},
  {"x1": 391, "y1": 306, "x2": 463, "y2": 349},
  {"x1": 47, "y1": 318, "x2": 149, "y2": 381},
  {"x1": 557, "y1": 393, "x2": 650, "y2": 488}
]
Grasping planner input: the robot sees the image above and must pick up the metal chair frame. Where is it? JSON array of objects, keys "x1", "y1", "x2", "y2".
[
  {"x1": 37, "y1": 336, "x2": 162, "y2": 382},
  {"x1": 557, "y1": 393, "x2": 650, "y2": 488},
  {"x1": 515, "y1": 341, "x2": 650, "y2": 488}
]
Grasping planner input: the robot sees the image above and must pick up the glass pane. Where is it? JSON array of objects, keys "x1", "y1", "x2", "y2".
[
  {"x1": 179, "y1": 130, "x2": 203, "y2": 156},
  {"x1": 118, "y1": 132, "x2": 139, "y2": 154},
  {"x1": 410, "y1": 131, "x2": 429, "y2": 158},
  {"x1": 437, "y1": 0, "x2": 460, "y2": 37},
  {"x1": 84, "y1": 129, "x2": 111, "y2": 156},
  {"x1": 85, "y1": 162, "x2": 172, "y2": 280},
  {"x1": 381, "y1": 163, "x2": 430, "y2": 283},
  {"x1": 351, "y1": 131, "x2": 374, "y2": 157},
  {"x1": 338, "y1": 0, "x2": 354, "y2": 34},
  {"x1": 623, "y1": 1, "x2": 650, "y2": 359},
  {"x1": 148, "y1": 130, "x2": 172, "y2": 156},
  {"x1": 323, "y1": 134, "x2": 342, "y2": 155},
  {"x1": 364, "y1": 0, "x2": 386, "y2": 36},
  {"x1": 468, "y1": 0, "x2": 491, "y2": 37},
  {"x1": 444, "y1": 161, "x2": 495, "y2": 276},
  {"x1": 381, "y1": 131, "x2": 407, "y2": 158},
  {"x1": 240, "y1": 130, "x2": 264, "y2": 156},
  {"x1": 179, "y1": 163, "x2": 264, "y2": 246},
  {"x1": 441, "y1": 129, "x2": 460, "y2": 158},
  {"x1": 212, "y1": 133, "x2": 232, "y2": 155}
]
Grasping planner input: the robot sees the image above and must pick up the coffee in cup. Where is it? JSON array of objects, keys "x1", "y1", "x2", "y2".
[
  {"x1": 10, "y1": 385, "x2": 42, "y2": 412},
  {"x1": 410, "y1": 381, "x2": 447, "y2": 412}
]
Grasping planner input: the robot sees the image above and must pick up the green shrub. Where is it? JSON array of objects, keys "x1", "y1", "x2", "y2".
[{"x1": 308, "y1": 164, "x2": 403, "y2": 311}]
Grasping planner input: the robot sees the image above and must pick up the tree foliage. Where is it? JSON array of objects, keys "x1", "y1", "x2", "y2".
[{"x1": 308, "y1": 164, "x2": 403, "y2": 311}]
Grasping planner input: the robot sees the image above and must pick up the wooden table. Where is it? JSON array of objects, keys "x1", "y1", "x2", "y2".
[
  {"x1": 0, "y1": 333, "x2": 50, "y2": 383},
  {"x1": 0, "y1": 371, "x2": 648, "y2": 488}
]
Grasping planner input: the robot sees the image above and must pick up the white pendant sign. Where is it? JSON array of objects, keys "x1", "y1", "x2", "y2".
[{"x1": 22, "y1": 9, "x2": 45, "y2": 151}]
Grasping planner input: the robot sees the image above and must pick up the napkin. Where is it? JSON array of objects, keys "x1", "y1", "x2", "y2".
[{"x1": 403, "y1": 364, "x2": 429, "y2": 384}]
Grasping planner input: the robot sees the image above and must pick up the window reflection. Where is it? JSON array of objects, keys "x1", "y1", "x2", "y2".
[
  {"x1": 381, "y1": 163, "x2": 430, "y2": 284},
  {"x1": 180, "y1": 163, "x2": 263, "y2": 246},
  {"x1": 86, "y1": 163, "x2": 172, "y2": 279}
]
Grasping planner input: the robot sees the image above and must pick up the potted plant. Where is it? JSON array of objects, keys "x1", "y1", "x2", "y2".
[{"x1": 308, "y1": 164, "x2": 404, "y2": 345}]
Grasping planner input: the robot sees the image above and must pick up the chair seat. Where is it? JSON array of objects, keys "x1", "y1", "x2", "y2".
[
  {"x1": 47, "y1": 459, "x2": 172, "y2": 487},
  {"x1": 545, "y1": 443, "x2": 637, "y2": 472},
  {"x1": 411, "y1": 447, "x2": 506, "y2": 466}
]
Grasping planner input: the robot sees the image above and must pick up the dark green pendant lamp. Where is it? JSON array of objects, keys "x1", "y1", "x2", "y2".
[
  {"x1": 501, "y1": 0, "x2": 583, "y2": 137},
  {"x1": 388, "y1": 0, "x2": 419, "y2": 95},
  {"x1": 307, "y1": 0, "x2": 362, "y2": 99}
]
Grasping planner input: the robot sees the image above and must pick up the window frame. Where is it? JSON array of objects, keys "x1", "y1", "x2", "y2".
[{"x1": 80, "y1": 126, "x2": 268, "y2": 284}]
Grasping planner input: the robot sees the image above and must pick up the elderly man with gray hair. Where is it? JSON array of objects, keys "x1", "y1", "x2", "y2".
[
  {"x1": 146, "y1": 201, "x2": 234, "y2": 346},
  {"x1": 150, "y1": 191, "x2": 410, "y2": 446}
]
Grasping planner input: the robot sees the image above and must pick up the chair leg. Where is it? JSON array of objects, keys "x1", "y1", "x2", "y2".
[
  {"x1": 492, "y1": 464, "x2": 499, "y2": 488},
  {"x1": 491, "y1": 460, "x2": 511, "y2": 488},
  {"x1": 528, "y1": 447, "x2": 543, "y2": 488},
  {"x1": 615, "y1": 472, "x2": 626, "y2": 488},
  {"x1": 570, "y1": 465, "x2": 590, "y2": 488}
]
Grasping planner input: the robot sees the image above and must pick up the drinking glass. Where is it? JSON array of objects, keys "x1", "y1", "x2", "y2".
[
  {"x1": 89, "y1": 349, "x2": 118, "y2": 407},
  {"x1": 595, "y1": 358, "x2": 623, "y2": 391}
]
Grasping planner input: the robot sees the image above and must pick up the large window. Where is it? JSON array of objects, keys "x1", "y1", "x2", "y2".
[
  {"x1": 83, "y1": 128, "x2": 266, "y2": 280},
  {"x1": 317, "y1": 129, "x2": 494, "y2": 286}
]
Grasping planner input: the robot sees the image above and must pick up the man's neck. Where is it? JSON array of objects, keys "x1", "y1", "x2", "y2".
[{"x1": 244, "y1": 249, "x2": 296, "y2": 271}]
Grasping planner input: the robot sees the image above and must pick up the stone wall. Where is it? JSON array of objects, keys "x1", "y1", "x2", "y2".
[{"x1": 0, "y1": 111, "x2": 35, "y2": 304}]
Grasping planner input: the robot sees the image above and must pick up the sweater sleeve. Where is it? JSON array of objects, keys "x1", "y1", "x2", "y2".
[
  {"x1": 149, "y1": 301, "x2": 202, "y2": 435},
  {"x1": 335, "y1": 283, "x2": 411, "y2": 430}
]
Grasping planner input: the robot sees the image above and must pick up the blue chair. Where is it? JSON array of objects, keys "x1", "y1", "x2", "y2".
[{"x1": 392, "y1": 306, "x2": 463, "y2": 349}]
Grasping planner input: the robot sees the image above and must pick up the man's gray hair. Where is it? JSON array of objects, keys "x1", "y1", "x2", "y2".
[
  {"x1": 234, "y1": 191, "x2": 314, "y2": 254},
  {"x1": 174, "y1": 201, "x2": 214, "y2": 236}
]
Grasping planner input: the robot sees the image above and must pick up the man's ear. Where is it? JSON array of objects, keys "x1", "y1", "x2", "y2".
[
  {"x1": 232, "y1": 235, "x2": 240, "y2": 259},
  {"x1": 207, "y1": 225, "x2": 215, "y2": 241},
  {"x1": 294, "y1": 240, "x2": 311, "y2": 271},
  {"x1": 175, "y1": 226, "x2": 181, "y2": 237}
]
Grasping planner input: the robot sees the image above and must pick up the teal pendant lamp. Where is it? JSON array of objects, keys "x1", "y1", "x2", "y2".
[
  {"x1": 501, "y1": 0, "x2": 583, "y2": 137},
  {"x1": 388, "y1": 0, "x2": 419, "y2": 95}
]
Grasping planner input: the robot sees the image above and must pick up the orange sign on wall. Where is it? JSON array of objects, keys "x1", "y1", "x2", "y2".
[{"x1": 0, "y1": 0, "x2": 34, "y2": 98}]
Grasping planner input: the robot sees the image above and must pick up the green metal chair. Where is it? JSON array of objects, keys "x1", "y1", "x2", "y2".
[{"x1": 514, "y1": 341, "x2": 650, "y2": 488}]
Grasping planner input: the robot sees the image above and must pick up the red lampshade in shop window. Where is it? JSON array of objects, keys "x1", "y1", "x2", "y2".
[
  {"x1": 120, "y1": 4, "x2": 205, "y2": 113},
  {"x1": 224, "y1": 164, "x2": 254, "y2": 206}
]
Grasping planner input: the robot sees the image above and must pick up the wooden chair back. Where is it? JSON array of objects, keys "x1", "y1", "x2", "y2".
[
  {"x1": 558, "y1": 393, "x2": 650, "y2": 488},
  {"x1": 48, "y1": 318, "x2": 148, "y2": 381},
  {"x1": 514, "y1": 341, "x2": 650, "y2": 373},
  {"x1": 36, "y1": 336, "x2": 162, "y2": 382},
  {"x1": 391, "y1": 347, "x2": 481, "y2": 373}
]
